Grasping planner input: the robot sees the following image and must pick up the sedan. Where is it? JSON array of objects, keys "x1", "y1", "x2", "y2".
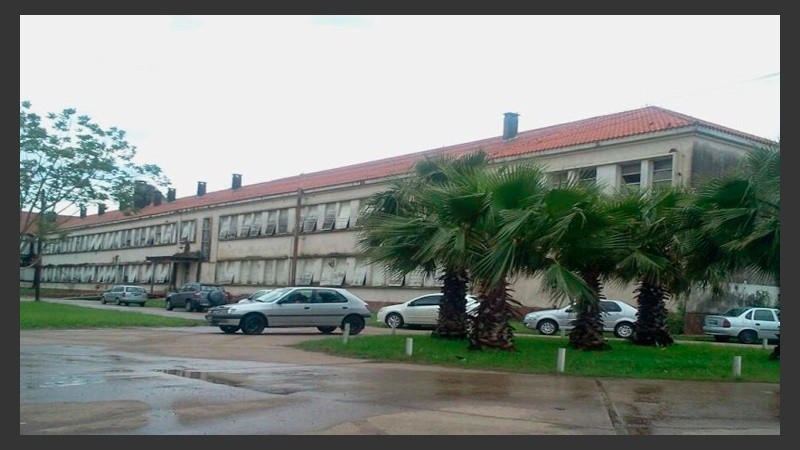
[
  {"x1": 205, "y1": 286, "x2": 372, "y2": 335},
  {"x1": 376, "y1": 293, "x2": 479, "y2": 329},
  {"x1": 702, "y1": 307, "x2": 780, "y2": 344},
  {"x1": 523, "y1": 299, "x2": 638, "y2": 338}
]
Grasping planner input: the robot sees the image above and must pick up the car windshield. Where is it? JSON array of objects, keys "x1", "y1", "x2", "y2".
[
  {"x1": 722, "y1": 307, "x2": 751, "y2": 317},
  {"x1": 251, "y1": 287, "x2": 292, "y2": 303}
]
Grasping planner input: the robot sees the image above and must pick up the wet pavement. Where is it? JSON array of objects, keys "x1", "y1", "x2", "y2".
[{"x1": 19, "y1": 299, "x2": 780, "y2": 435}]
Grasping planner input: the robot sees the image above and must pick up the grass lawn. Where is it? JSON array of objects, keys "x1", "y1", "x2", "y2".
[
  {"x1": 20, "y1": 299, "x2": 778, "y2": 383},
  {"x1": 20, "y1": 301, "x2": 206, "y2": 329},
  {"x1": 294, "y1": 333, "x2": 780, "y2": 383}
]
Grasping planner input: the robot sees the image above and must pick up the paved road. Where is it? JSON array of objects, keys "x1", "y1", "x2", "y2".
[{"x1": 19, "y1": 298, "x2": 780, "y2": 435}]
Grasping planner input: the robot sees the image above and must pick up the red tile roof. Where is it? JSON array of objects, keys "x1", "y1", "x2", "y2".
[{"x1": 51, "y1": 106, "x2": 776, "y2": 230}]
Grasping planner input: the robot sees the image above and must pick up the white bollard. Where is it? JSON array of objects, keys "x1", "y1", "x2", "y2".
[
  {"x1": 560, "y1": 329, "x2": 566, "y2": 337},
  {"x1": 557, "y1": 347, "x2": 566, "y2": 373},
  {"x1": 390, "y1": 322, "x2": 397, "y2": 335},
  {"x1": 762, "y1": 338, "x2": 768, "y2": 350},
  {"x1": 405, "y1": 337, "x2": 413, "y2": 356},
  {"x1": 342, "y1": 323, "x2": 350, "y2": 344},
  {"x1": 732, "y1": 355, "x2": 742, "y2": 378}
]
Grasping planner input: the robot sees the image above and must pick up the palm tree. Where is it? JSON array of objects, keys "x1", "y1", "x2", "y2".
[
  {"x1": 533, "y1": 183, "x2": 627, "y2": 351},
  {"x1": 612, "y1": 187, "x2": 690, "y2": 347},
  {"x1": 682, "y1": 145, "x2": 780, "y2": 356},
  {"x1": 358, "y1": 151, "x2": 489, "y2": 339},
  {"x1": 460, "y1": 163, "x2": 551, "y2": 350}
]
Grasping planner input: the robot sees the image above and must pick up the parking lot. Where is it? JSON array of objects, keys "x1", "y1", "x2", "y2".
[{"x1": 20, "y1": 299, "x2": 780, "y2": 435}]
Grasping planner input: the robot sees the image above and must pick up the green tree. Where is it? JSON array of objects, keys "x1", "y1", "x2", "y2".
[
  {"x1": 534, "y1": 183, "x2": 626, "y2": 351},
  {"x1": 612, "y1": 188, "x2": 690, "y2": 347},
  {"x1": 466, "y1": 163, "x2": 551, "y2": 350},
  {"x1": 358, "y1": 151, "x2": 489, "y2": 339},
  {"x1": 682, "y1": 144, "x2": 780, "y2": 357},
  {"x1": 20, "y1": 101, "x2": 170, "y2": 301}
]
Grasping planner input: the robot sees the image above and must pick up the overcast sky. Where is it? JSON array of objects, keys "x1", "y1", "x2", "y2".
[{"x1": 20, "y1": 15, "x2": 780, "y2": 212}]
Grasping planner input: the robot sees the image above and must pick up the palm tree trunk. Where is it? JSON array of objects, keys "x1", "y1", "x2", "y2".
[
  {"x1": 631, "y1": 281, "x2": 674, "y2": 347},
  {"x1": 468, "y1": 280, "x2": 516, "y2": 351},
  {"x1": 432, "y1": 268, "x2": 469, "y2": 340},
  {"x1": 569, "y1": 270, "x2": 609, "y2": 351}
]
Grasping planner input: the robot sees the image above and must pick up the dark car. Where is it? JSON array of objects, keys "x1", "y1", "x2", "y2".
[{"x1": 165, "y1": 282, "x2": 232, "y2": 312}]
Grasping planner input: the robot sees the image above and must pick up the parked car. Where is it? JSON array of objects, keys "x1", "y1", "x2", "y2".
[
  {"x1": 702, "y1": 306, "x2": 780, "y2": 344},
  {"x1": 101, "y1": 285, "x2": 148, "y2": 307},
  {"x1": 238, "y1": 289, "x2": 272, "y2": 304},
  {"x1": 522, "y1": 299, "x2": 638, "y2": 338},
  {"x1": 205, "y1": 286, "x2": 372, "y2": 335},
  {"x1": 376, "y1": 293, "x2": 480, "y2": 329},
  {"x1": 165, "y1": 282, "x2": 232, "y2": 312}
]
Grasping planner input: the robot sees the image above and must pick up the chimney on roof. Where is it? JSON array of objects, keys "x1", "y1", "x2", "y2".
[
  {"x1": 167, "y1": 188, "x2": 176, "y2": 202},
  {"x1": 232, "y1": 173, "x2": 242, "y2": 189},
  {"x1": 197, "y1": 181, "x2": 207, "y2": 196},
  {"x1": 98, "y1": 203, "x2": 106, "y2": 215},
  {"x1": 79, "y1": 206, "x2": 87, "y2": 218},
  {"x1": 153, "y1": 190, "x2": 163, "y2": 206},
  {"x1": 503, "y1": 112, "x2": 520, "y2": 140}
]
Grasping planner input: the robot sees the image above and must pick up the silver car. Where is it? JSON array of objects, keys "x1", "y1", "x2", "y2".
[
  {"x1": 523, "y1": 299, "x2": 638, "y2": 338},
  {"x1": 205, "y1": 286, "x2": 372, "y2": 335},
  {"x1": 702, "y1": 307, "x2": 780, "y2": 344},
  {"x1": 100, "y1": 285, "x2": 148, "y2": 307}
]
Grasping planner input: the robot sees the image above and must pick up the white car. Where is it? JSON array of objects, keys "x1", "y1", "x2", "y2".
[
  {"x1": 523, "y1": 299, "x2": 638, "y2": 338},
  {"x1": 702, "y1": 307, "x2": 780, "y2": 344},
  {"x1": 376, "y1": 293, "x2": 479, "y2": 329}
]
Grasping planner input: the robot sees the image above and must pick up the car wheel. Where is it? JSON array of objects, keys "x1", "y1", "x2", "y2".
[
  {"x1": 342, "y1": 315, "x2": 365, "y2": 335},
  {"x1": 614, "y1": 322, "x2": 634, "y2": 339},
  {"x1": 208, "y1": 290, "x2": 224, "y2": 306},
  {"x1": 738, "y1": 329, "x2": 758, "y2": 345},
  {"x1": 123, "y1": 302, "x2": 129, "y2": 306},
  {"x1": 184, "y1": 301, "x2": 194, "y2": 312},
  {"x1": 100, "y1": 297, "x2": 107, "y2": 305},
  {"x1": 165, "y1": 299, "x2": 174, "y2": 311},
  {"x1": 115, "y1": 298, "x2": 121, "y2": 306},
  {"x1": 240, "y1": 314, "x2": 266, "y2": 335},
  {"x1": 317, "y1": 326, "x2": 337, "y2": 334},
  {"x1": 385, "y1": 312, "x2": 404, "y2": 329},
  {"x1": 537, "y1": 319, "x2": 558, "y2": 336},
  {"x1": 220, "y1": 326, "x2": 239, "y2": 334}
]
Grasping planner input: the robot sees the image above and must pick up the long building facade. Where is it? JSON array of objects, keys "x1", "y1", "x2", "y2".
[{"x1": 20, "y1": 106, "x2": 778, "y2": 314}]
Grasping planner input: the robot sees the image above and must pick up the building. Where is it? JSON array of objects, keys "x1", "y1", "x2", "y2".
[{"x1": 21, "y1": 106, "x2": 777, "y2": 313}]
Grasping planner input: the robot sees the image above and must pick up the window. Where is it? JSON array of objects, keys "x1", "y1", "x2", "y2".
[
  {"x1": 336, "y1": 202, "x2": 351, "y2": 229},
  {"x1": 180, "y1": 220, "x2": 196, "y2": 242},
  {"x1": 321, "y1": 203, "x2": 337, "y2": 231},
  {"x1": 652, "y1": 157, "x2": 673, "y2": 188},
  {"x1": 548, "y1": 171, "x2": 569, "y2": 187},
  {"x1": 600, "y1": 301, "x2": 622, "y2": 312},
  {"x1": 240, "y1": 214, "x2": 253, "y2": 237},
  {"x1": 277, "y1": 210, "x2": 290, "y2": 234},
  {"x1": 316, "y1": 290, "x2": 347, "y2": 304},
  {"x1": 410, "y1": 295, "x2": 442, "y2": 307},
  {"x1": 753, "y1": 310, "x2": 776, "y2": 321},
  {"x1": 301, "y1": 206, "x2": 318, "y2": 233},
  {"x1": 578, "y1": 167, "x2": 596, "y2": 186},
  {"x1": 620, "y1": 162, "x2": 641, "y2": 188}
]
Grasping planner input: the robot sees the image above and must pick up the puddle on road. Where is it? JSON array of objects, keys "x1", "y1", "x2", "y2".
[{"x1": 154, "y1": 369, "x2": 305, "y2": 395}]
